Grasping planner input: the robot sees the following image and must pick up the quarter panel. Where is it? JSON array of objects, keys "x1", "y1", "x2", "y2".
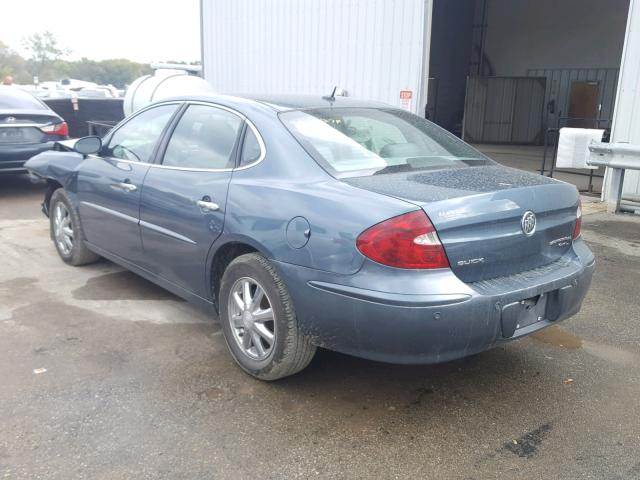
[
  {"x1": 226, "y1": 169, "x2": 417, "y2": 275},
  {"x1": 218, "y1": 103, "x2": 421, "y2": 275}
]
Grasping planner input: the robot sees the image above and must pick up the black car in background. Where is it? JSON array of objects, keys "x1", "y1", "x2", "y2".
[{"x1": 0, "y1": 86, "x2": 68, "y2": 174}]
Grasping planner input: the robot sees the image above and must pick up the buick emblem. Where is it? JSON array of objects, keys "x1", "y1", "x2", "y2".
[
  {"x1": 4, "y1": 116, "x2": 16, "y2": 123},
  {"x1": 521, "y1": 211, "x2": 536, "y2": 236}
]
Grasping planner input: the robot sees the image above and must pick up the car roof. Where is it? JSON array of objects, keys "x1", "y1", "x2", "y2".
[
  {"x1": 240, "y1": 94, "x2": 392, "y2": 111},
  {"x1": 162, "y1": 92, "x2": 392, "y2": 112},
  {"x1": 0, "y1": 85, "x2": 51, "y2": 111}
]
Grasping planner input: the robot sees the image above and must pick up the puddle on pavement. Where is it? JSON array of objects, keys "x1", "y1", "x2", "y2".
[
  {"x1": 72, "y1": 271, "x2": 183, "y2": 301},
  {"x1": 530, "y1": 326, "x2": 583, "y2": 349},
  {"x1": 531, "y1": 326, "x2": 639, "y2": 366},
  {"x1": 583, "y1": 342, "x2": 639, "y2": 366}
]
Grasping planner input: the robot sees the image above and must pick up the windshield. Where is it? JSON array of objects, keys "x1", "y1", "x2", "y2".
[
  {"x1": 0, "y1": 88, "x2": 48, "y2": 110},
  {"x1": 280, "y1": 107, "x2": 493, "y2": 178}
]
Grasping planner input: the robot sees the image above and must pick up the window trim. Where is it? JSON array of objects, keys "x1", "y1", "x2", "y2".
[
  {"x1": 97, "y1": 101, "x2": 183, "y2": 165},
  {"x1": 94, "y1": 100, "x2": 267, "y2": 172},
  {"x1": 152, "y1": 100, "x2": 266, "y2": 173},
  {"x1": 277, "y1": 107, "x2": 493, "y2": 179}
]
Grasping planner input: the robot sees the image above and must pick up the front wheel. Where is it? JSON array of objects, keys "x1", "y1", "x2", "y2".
[
  {"x1": 219, "y1": 253, "x2": 316, "y2": 380},
  {"x1": 49, "y1": 188, "x2": 100, "y2": 266}
]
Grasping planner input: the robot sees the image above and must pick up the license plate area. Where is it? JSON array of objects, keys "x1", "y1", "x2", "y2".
[
  {"x1": 0, "y1": 127, "x2": 25, "y2": 143},
  {"x1": 501, "y1": 293, "x2": 548, "y2": 338}
]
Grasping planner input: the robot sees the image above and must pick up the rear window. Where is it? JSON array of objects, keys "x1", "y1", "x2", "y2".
[
  {"x1": 279, "y1": 107, "x2": 493, "y2": 178},
  {"x1": 0, "y1": 88, "x2": 47, "y2": 110}
]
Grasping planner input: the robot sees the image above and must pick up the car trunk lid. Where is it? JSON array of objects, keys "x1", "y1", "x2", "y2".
[
  {"x1": 0, "y1": 110, "x2": 60, "y2": 144},
  {"x1": 344, "y1": 165, "x2": 580, "y2": 283}
]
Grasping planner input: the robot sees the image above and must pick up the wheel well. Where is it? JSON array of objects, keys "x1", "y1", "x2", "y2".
[
  {"x1": 211, "y1": 242, "x2": 258, "y2": 311},
  {"x1": 44, "y1": 179, "x2": 63, "y2": 216}
]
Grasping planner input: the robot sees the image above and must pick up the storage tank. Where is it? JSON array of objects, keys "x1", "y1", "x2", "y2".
[{"x1": 123, "y1": 65, "x2": 213, "y2": 116}]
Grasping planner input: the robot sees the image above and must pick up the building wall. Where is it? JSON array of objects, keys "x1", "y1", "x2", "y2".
[
  {"x1": 201, "y1": 0, "x2": 432, "y2": 114},
  {"x1": 527, "y1": 67, "x2": 619, "y2": 130},
  {"x1": 611, "y1": 0, "x2": 640, "y2": 199},
  {"x1": 427, "y1": 0, "x2": 475, "y2": 132},
  {"x1": 484, "y1": 0, "x2": 629, "y2": 76}
]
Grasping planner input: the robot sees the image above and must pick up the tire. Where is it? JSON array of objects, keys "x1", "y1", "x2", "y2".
[
  {"x1": 49, "y1": 188, "x2": 100, "y2": 266},
  {"x1": 219, "y1": 253, "x2": 316, "y2": 380}
]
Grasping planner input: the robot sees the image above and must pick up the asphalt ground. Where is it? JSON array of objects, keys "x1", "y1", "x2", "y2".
[{"x1": 1, "y1": 174, "x2": 639, "y2": 479}]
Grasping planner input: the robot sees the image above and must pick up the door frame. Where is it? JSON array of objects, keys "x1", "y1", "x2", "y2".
[
  {"x1": 149, "y1": 100, "x2": 267, "y2": 172},
  {"x1": 136, "y1": 100, "x2": 268, "y2": 300},
  {"x1": 96, "y1": 101, "x2": 185, "y2": 167}
]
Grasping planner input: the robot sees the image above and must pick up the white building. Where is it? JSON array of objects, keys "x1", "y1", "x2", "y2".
[
  {"x1": 610, "y1": 0, "x2": 640, "y2": 202},
  {"x1": 201, "y1": 0, "x2": 639, "y2": 202}
]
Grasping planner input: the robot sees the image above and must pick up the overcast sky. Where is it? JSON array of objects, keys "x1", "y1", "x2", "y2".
[{"x1": 1, "y1": 0, "x2": 201, "y2": 63}]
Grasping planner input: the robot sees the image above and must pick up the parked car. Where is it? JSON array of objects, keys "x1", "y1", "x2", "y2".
[
  {"x1": 24, "y1": 94, "x2": 594, "y2": 380},
  {"x1": 0, "y1": 86, "x2": 68, "y2": 174}
]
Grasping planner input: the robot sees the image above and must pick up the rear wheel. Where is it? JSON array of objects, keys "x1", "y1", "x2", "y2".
[
  {"x1": 219, "y1": 253, "x2": 316, "y2": 380},
  {"x1": 49, "y1": 188, "x2": 100, "y2": 266}
]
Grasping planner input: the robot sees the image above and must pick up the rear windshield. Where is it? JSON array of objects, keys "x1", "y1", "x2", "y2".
[
  {"x1": 279, "y1": 107, "x2": 493, "y2": 178},
  {"x1": 0, "y1": 88, "x2": 47, "y2": 110}
]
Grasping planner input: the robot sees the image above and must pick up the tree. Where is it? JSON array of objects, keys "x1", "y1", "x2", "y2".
[
  {"x1": 2, "y1": 34, "x2": 162, "y2": 88},
  {"x1": 0, "y1": 40, "x2": 30, "y2": 83},
  {"x1": 22, "y1": 31, "x2": 70, "y2": 80},
  {"x1": 65, "y1": 58, "x2": 151, "y2": 89},
  {"x1": 95, "y1": 59, "x2": 151, "y2": 89}
]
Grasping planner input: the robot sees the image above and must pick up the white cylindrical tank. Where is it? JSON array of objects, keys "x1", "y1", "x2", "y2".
[{"x1": 123, "y1": 68, "x2": 213, "y2": 116}]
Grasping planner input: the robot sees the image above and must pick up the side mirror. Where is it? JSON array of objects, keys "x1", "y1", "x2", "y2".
[{"x1": 74, "y1": 136, "x2": 102, "y2": 156}]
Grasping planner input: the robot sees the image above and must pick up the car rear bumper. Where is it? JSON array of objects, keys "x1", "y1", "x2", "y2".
[
  {"x1": 0, "y1": 142, "x2": 56, "y2": 173},
  {"x1": 273, "y1": 239, "x2": 595, "y2": 364}
]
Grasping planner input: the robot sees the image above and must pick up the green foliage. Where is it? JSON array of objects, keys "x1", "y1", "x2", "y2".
[
  {"x1": 0, "y1": 40, "x2": 31, "y2": 83},
  {"x1": 1, "y1": 32, "x2": 160, "y2": 89},
  {"x1": 22, "y1": 31, "x2": 70, "y2": 80},
  {"x1": 64, "y1": 58, "x2": 152, "y2": 89}
]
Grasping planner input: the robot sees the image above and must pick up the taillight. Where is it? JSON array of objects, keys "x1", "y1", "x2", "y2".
[
  {"x1": 40, "y1": 121, "x2": 69, "y2": 137},
  {"x1": 356, "y1": 210, "x2": 449, "y2": 269},
  {"x1": 572, "y1": 200, "x2": 582, "y2": 240}
]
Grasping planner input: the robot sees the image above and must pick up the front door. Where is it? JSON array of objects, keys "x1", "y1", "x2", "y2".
[
  {"x1": 139, "y1": 104, "x2": 244, "y2": 299},
  {"x1": 77, "y1": 103, "x2": 179, "y2": 263},
  {"x1": 567, "y1": 81, "x2": 600, "y2": 128}
]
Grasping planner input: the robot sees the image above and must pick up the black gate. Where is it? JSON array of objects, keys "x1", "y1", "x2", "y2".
[{"x1": 463, "y1": 76, "x2": 546, "y2": 145}]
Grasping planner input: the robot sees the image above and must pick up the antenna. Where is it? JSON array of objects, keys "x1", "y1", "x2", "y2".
[{"x1": 322, "y1": 86, "x2": 338, "y2": 101}]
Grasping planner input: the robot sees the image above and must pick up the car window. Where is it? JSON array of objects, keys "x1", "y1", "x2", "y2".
[
  {"x1": 162, "y1": 105, "x2": 242, "y2": 169},
  {"x1": 280, "y1": 107, "x2": 493, "y2": 178},
  {"x1": 0, "y1": 87, "x2": 47, "y2": 110},
  {"x1": 103, "y1": 104, "x2": 178, "y2": 162},
  {"x1": 239, "y1": 125, "x2": 262, "y2": 167}
]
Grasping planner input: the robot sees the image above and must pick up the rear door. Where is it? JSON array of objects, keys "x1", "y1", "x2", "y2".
[
  {"x1": 77, "y1": 103, "x2": 179, "y2": 263},
  {"x1": 138, "y1": 103, "x2": 247, "y2": 298}
]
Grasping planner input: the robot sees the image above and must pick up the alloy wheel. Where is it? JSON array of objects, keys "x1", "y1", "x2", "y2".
[
  {"x1": 53, "y1": 202, "x2": 74, "y2": 256},
  {"x1": 228, "y1": 276, "x2": 276, "y2": 360}
]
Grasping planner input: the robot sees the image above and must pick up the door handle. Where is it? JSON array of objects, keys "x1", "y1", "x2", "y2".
[
  {"x1": 117, "y1": 182, "x2": 137, "y2": 192},
  {"x1": 196, "y1": 200, "x2": 220, "y2": 212}
]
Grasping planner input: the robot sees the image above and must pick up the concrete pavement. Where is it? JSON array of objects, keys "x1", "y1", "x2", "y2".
[{"x1": 1, "y1": 174, "x2": 639, "y2": 479}]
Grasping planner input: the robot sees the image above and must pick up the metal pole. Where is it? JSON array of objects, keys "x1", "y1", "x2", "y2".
[
  {"x1": 478, "y1": 0, "x2": 488, "y2": 76},
  {"x1": 541, "y1": 129, "x2": 550, "y2": 175}
]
